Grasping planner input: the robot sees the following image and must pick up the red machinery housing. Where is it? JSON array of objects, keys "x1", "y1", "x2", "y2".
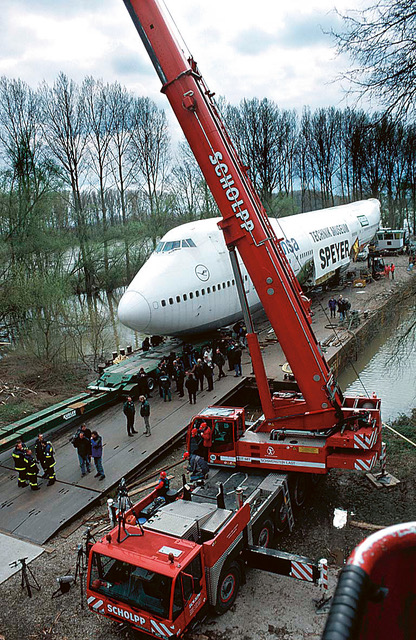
[{"x1": 322, "y1": 522, "x2": 416, "y2": 640}]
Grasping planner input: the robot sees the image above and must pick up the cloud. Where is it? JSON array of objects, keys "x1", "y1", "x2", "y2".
[
  {"x1": 232, "y1": 28, "x2": 278, "y2": 56},
  {"x1": 111, "y1": 52, "x2": 154, "y2": 78},
  {"x1": 278, "y1": 11, "x2": 344, "y2": 49},
  {"x1": 11, "y1": 0, "x2": 114, "y2": 18}
]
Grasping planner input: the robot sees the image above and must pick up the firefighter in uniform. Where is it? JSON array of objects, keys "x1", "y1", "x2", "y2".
[
  {"x1": 12, "y1": 440, "x2": 28, "y2": 488},
  {"x1": 23, "y1": 449, "x2": 40, "y2": 491},
  {"x1": 35, "y1": 433, "x2": 48, "y2": 478},
  {"x1": 43, "y1": 439, "x2": 56, "y2": 486},
  {"x1": 156, "y1": 471, "x2": 170, "y2": 498}
]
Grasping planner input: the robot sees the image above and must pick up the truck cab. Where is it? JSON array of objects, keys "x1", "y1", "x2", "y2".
[{"x1": 87, "y1": 515, "x2": 207, "y2": 637}]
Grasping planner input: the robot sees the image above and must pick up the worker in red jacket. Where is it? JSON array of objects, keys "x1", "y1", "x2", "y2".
[
  {"x1": 199, "y1": 422, "x2": 212, "y2": 460},
  {"x1": 156, "y1": 471, "x2": 170, "y2": 498}
]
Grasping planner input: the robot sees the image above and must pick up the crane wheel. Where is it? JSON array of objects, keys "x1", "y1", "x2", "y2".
[
  {"x1": 254, "y1": 518, "x2": 274, "y2": 548},
  {"x1": 273, "y1": 494, "x2": 289, "y2": 533},
  {"x1": 214, "y1": 561, "x2": 242, "y2": 614},
  {"x1": 291, "y1": 473, "x2": 308, "y2": 508}
]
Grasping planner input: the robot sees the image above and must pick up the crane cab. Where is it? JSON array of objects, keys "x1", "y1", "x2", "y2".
[{"x1": 188, "y1": 407, "x2": 245, "y2": 467}]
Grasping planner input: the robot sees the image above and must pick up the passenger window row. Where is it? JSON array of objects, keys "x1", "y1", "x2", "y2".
[{"x1": 160, "y1": 275, "x2": 249, "y2": 307}]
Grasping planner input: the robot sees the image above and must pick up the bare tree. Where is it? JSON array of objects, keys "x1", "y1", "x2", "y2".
[
  {"x1": 107, "y1": 82, "x2": 138, "y2": 281},
  {"x1": 83, "y1": 77, "x2": 114, "y2": 289},
  {"x1": 171, "y1": 141, "x2": 216, "y2": 221},
  {"x1": 39, "y1": 73, "x2": 94, "y2": 295},
  {"x1": 331, "y1": 1, "x2": 416, "y2": 120},
  {"x1": 130, "y1": 96, "x2": 171, "y2": 248}
]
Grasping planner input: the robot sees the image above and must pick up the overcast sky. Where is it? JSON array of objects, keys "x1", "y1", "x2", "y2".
[{"x1": 1, "y1": 0, "x2": 369, "y2": 135}]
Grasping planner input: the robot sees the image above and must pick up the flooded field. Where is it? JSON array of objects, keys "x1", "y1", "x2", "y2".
[{"x1": 339, "y1": 299, "x2": 416, "y2": 421}]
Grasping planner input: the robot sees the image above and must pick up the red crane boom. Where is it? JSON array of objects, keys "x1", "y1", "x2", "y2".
[{"x1": 122, "y1": 0, "x2": 382, "y2": 472}]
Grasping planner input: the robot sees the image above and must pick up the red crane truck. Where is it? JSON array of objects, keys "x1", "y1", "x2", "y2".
[
  {"x1": 87, "y1": 473, "x2": 328, "y2": 637},
  {"x1": 85, "y1": 0, "x2": 386, "y2": 635},
  {"x1": 118, "y1": 0, "x2": 382, "y2": 478}
]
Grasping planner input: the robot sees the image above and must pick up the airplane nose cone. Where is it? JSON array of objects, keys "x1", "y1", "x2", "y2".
[{"x1": 118, "y1": 290, "x2": 151, "y2": 332}]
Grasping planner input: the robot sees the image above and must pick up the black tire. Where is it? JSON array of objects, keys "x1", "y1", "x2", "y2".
[
  {"x1": 147, "y1": 377, "x2": 155, "y2": 391},
  {"x1": 291, "y1": 473, "x2": 308, "y2": 508},
  {"x1": 254, "y1": 518, "x2": 274, "y2": 548},
  {"x1": 214, "y1": 561, "x2": 241, "y2": 614},
  {"x1": 273, "y1": 494, "x2": 288, "y2": 533}
]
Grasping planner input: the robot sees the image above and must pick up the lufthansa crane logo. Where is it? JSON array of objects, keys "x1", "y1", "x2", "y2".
[
  {"x1": 267, "y1": 446, "x2": 275, "y2": 456},
  {"x1": 195, "y1": 264, "x2": 210, "y2": 281}
]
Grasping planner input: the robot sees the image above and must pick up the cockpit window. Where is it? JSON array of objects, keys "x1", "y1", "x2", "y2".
[
  {"x1": 155, "y1": 239, "x2": 196, "y2": 253},
  {"x1": 163, "y1": 241, "x2": 181, "y2": 252}
]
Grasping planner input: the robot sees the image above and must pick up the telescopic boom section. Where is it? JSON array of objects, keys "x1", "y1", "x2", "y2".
[{"x1": 123, "y1": 0, "x2": 342, "y2": 420}]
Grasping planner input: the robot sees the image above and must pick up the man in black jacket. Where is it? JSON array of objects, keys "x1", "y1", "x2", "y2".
[
  {"x1": 123, "y1": 396, "x2": 137, "y2": 436},
  {"x1": 139, "y1": 395, "x2": 151, "y2": 436},
  {"x1": 73, "y1": 431, "x2": 91, "y2": 477},
  {"x1": 213, "y1": 348, "x2": 226, "y2": 380}
]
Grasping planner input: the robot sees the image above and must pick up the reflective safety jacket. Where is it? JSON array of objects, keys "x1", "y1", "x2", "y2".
[
  {"x1": 23, "y1": 452, "x2": 38, "y2": 476},
  {"x1": 44, "y1": 441, "x2": 56, "y2": 467},
  {"x1": 12, "y1": 446, "x2": 26, "y2": 471}
]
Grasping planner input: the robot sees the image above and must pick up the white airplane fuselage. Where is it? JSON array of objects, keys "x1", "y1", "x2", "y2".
[{"x1": 118, "y1": 199, "x2": 380, "y2": 336}]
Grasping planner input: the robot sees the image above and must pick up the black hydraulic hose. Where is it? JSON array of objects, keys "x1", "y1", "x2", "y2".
[{"x1": 321, "y1": 565, "x2": 370, "y2": 640}]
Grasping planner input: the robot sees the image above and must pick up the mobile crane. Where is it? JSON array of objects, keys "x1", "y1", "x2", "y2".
[
  {"x1": 120, "y1": 0, "x2": 382, "y2": 477},
  {"x1": 86, "y1": 1, "x2": 385, "y2": 635}
]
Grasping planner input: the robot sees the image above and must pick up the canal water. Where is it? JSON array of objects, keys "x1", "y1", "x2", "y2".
[{"x1": 338, "y1": 300, "x2": 416, "y2": 422}]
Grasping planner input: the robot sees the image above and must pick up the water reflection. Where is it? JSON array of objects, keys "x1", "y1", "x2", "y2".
[{"x1": 339, "y1": 301, "x2": 416, "y2": 421}]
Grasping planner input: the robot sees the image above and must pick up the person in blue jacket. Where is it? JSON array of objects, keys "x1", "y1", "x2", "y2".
[{"x1": 91, "y1": 431, "x2": 105, "y2": 480}]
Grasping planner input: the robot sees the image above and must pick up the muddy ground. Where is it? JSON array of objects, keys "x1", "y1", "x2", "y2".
[{"x1": 0, "y1": 413, "x2": 414, "y2": 640}]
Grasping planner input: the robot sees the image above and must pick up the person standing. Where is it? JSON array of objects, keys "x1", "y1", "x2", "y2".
[
  {"x1": 23, "y1": 449, "x2": 40, "y2": 491},
  {"x1": 12, "y1": 440, "x2": 28, "y2": 488},
  {"x1": 139, "y1": 395, "x2": 151, "y2": 436},
  {"x1": 390, "y1": 263, "x2": 395, "y2": 280},
  {"x1": 73, "y1": 431, "x2": 91, "y2": 477},
  {"x1": 213, "y1": 348, "x2": 226, "y2": 380},
  {"x1": 173, "y1": 361, "x2": 185, "y2": 398},
  {"x1": 34, "y1": 434, "x2": 48, "y2": 479},
  {"x1": 185, "y1": 372, "x2": 198, "y2": 404},
  {"x1": 199, "y1": 422, "x2": 212, "y2": 460},
  {"x1": 159, "y1": 371, "x2": 172, "y2": 401},
  {"x1": 203, "y1": 358, "x2": 215, "y2": 391},
  {"x1": 232, "y1": 345, "x2": 243, "y2": 377},
  {"x1": 193, "y1": 359, "x2": 205, "y2": 391},
  {"x1": 123, "y1": 396, "x2": 137, "y2": 436},
  {"x1": 42, "y1": 438, "x2": 56, "y2": 486},
  {"x1": 91, "y1": 431, "x2": 105, "y2": 480},
  {"x1": 337, "y1": 295, "x2": 345, "y2": 321},
  {"x1": 328, "y1": 296, "x2": 337, "y2": 319},
  {"x1": 189, "y1": 427, "x2": 202, "y2": 455}
]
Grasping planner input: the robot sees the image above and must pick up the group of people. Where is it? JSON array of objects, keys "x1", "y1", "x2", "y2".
[
  {"x1": 183, "y1": 421, "x2": 211, "y2": 481},
  {"x1": 123, "y1": 395, "x2": 151, "y2": 436},
  {"x1": 71, "y1": 423, "x2": 106, "y2": 480},
  {"x1": 12, "y1": 327, "x2": 247, "y2": 491},
  {"x1": 328, "y1": 294, "x2": 351, "y2": 322},
  {"x1": 151, "y1": 334, "x2": 245, "y2": 404},
  {"x1": 384, "y1": 263, "x2": 395, "y2": 279},
  {"x1": 12, "y1": 434, "x2": 56, "y2": 491}
]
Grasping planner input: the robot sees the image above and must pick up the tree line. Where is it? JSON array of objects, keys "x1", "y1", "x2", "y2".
[{"x1": 0, "y1": 73, "x2": 414, "y2": 364}]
